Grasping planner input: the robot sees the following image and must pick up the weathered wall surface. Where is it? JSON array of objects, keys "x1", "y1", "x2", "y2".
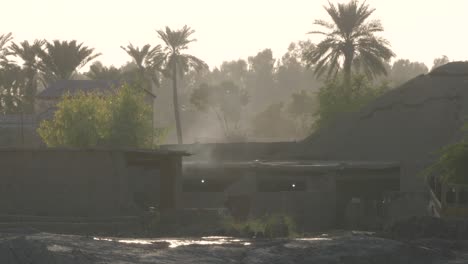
[
  {"x1": 0, "y1": 149, "x2": 179, "y2": 217},
  {"x1": 0, "y1": 150, "x2": 133, "y2": 217},
  {"x1": 181, "y1": 169, "x2": 337, "y2": 230}
]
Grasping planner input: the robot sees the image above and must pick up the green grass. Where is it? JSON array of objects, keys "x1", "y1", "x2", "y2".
[{"x1": 222, "y1": 214, "x2": 298, "y2": 238}]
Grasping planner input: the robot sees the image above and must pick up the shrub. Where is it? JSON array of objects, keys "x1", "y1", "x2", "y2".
[
  {"x1": 222, "y1": 214, "x2": 297, "y2": 238},
  {"x1": 38, "y1": 83, "x2": 165, "y2": 148}
]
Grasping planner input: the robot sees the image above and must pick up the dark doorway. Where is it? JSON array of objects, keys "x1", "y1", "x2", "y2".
[{"x1": 335, "y1": 170, "x2": 400, "y2": 229}]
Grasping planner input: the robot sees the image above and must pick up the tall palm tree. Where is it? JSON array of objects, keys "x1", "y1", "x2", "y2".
[
  {"x1": 37, "y1": 40, "x2": 101, "y2": 83},
  {"x1": 9, "y1": 40, "x2": 45, "y2": 113},
  {"x1": 157, "y1": 25, "x2": 208, "y2": 144},
  {"x1": 304, "y1": 0, "x2": 394, "y2": 83},
  {"x1": 121, "y1": 43, "x2": 164, "y2": 148},
  {"x1": 120, "y1": 43, "x2": 162, "y2": 91}
]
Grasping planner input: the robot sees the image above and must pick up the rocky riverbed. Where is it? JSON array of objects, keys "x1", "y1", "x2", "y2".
[{"x1": 1, "y1": 230, "x2": 468, "y2": 264}]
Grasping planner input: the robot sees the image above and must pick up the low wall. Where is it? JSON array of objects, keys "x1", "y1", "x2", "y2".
[
  {"x1": 0, "y1": 149, "x2": 182, "y2": 217},
  {"x1": 0, "y1": 150, "x2": 133, "y2": 217}
]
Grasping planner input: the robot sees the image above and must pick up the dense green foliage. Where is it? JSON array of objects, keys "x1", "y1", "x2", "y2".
[
  {"x1": 424, "y1": 124, "x2": 468, "y2": 184},
  {"x1": 37, "y1": 84, "x2": 163, "y2": 148},
  {"x1": 427, "y1": 142, "x2": 468, "y2": 184},
  {"x1": 314, "y1": 75, "x2": 388, "y2": 129}
]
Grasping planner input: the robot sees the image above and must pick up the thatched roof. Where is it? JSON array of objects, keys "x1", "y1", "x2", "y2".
[{"x1": 293, "y1": 61, "x2": 468, "y2": 162}]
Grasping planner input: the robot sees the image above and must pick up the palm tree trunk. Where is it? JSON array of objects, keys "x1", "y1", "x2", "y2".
[
  {"x1": 343, "y1": 55, "x2": 353, "y2": 86},
  {"x1": 172, "y1": 62, "x2": 183, "y2": 144},
  {"x1": 343, "y1": 49, "x2": 354, "y2": 102}
]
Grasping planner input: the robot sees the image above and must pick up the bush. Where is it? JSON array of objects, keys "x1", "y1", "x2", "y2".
[
  {"x1": 222, "y1": 214, "x2": 297, "y2": 238},
  {"x1": 38, "y1": 83, "x2": 165, "y2": 148},
  {"x1": 423, "y1": 122, "x2": 468, "y2": 184}
]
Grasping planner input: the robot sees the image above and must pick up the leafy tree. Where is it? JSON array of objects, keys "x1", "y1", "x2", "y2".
[
  {"x1": 217, "y1": 59, "x2": 249, "y2": 89},
  {"x1": 9, "y1": 40, "x2": 45, "y2": 113},
  {"x1": 304, "y1": 0, "x2": 394, "y2": 82},
  {"x1": 190, "y1": 81, "x2": 249, "y2": 139},
  {"x1": 37, "y1": 91, "x2": 106, "y2": 147},
  {"x1": 287, "y1": 90, "x2": 317, "y2": 136},
  {"x1": 251, "y1": 102, "x2": 297, "y2": 139},
  {"x1": 106, "y1": 84, "x2": 156, "y2": 148},
  {"x1": 431, "y1": 55, "x2": 450, "y2": 70},
  {"x1": 276, "y1": 41, "x2": 321, "y2": 96},
  {"x1": 314, "y1": 74, "x2": 388, "y2": 129},
  {"x1": 85, "y1": 61, "x2": 122, "y2": 80},
  {"x1": 247, "y1": 49, "x2": 276, "y2": 109},
  {"x1": 389, "y1": 59, "x2": 428, "y2": 86},
  {"x1": 37, "y1": 40, "x2": 101, "y2": 83},
  {"x1": 37, "y1": 83, "x2": 163, "y2": 148},
  {"x1": 424, "y1": 124, "x2": 468, "y2": 184},
  {"x1": 157, "y1": 25, "x2": 208, "y2": 144}
]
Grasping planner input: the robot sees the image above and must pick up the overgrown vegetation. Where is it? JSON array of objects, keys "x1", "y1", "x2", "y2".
[
  {"x1": 0, "y1": 0, "x2": 453, "y2": 143},
  {"x1": 423, "y1": 123, "x2": 468, "y2": 184},
  {"x1": 37, "y1": 83, "x2": 165, "y2": 148},
  {"x1": 222, "y1": 214, "x2": 298, "y2": 238},
  {"x1": 314, "y1": 75, "x2": 389, "y2": 129}
]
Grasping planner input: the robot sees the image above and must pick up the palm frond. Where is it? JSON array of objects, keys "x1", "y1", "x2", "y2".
[{"x1": 305, "y1": 0, "x2": 394, "y2": 80}]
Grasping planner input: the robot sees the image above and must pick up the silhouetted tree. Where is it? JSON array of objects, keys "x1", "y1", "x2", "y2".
[
  {"x1": 389, "y1": 59, "x2": 428, "y2": 86},
  {"x1": 431, "y1": 55, "x2": 450, "y2": 70},
  {"x1": 191, "y1": 81, "x2": 249, "y2": 139},
  {"x1": 0, "y1": 33, "x2": 13, "y2": 65},
  {"x1": 85, "y1": 61, "x2": 122, "y2": 80},
  {"x1": 37, "y1": 40, "x2": 101, "y2": 83},
  {"x1": 120, "y1": 43, "x2": 162, "y2": 91},
  {"x1": 304, "y1": 0, "x2": 394, "y2": 83},
  {"x1": 157, "y1": 25, "x2": 208, "y2": 144},
  {"x1": 9, "y1": 40, "x2": 45, "y2": 113},
  {"x1": 246, "y1": 49, "x2": 276, "y2": 110}
]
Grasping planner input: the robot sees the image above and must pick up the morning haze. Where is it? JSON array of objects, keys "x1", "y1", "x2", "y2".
[
  {"x1": 3, "y1": 0, "x2": 468, "y2": 262},
  {"x1": 4, "y1": 0, "x2": 468, "y2": 70}
]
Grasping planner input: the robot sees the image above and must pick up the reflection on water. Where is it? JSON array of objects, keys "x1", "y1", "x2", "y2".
[{"x1": 93, "y1": 236, "x2": 252, "y2": 248}]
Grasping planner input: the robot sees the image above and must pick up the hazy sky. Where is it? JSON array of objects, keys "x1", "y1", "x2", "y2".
[{"x1": 3, "y1": 0, "x2": 467, "y2": 71}]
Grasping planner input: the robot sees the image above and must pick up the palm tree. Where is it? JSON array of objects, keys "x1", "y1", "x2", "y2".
[
  {"x1": 0, "y1": 33, "x2": 13, "y2": 65},
  {"x1": 120, "y1": 43, "x2": 162, "y2": 91},
  {"x1": 37, "y1": 40, "x2": 101, "y2": 83},
  {"x1": 304, "y1": 0, "x2": 394, "y2": 83},
  {"x1": 157, "y1": 25, "x2": 208, "y2": 144},
  {"x1": 9, "y1": 40, "x2": 45, "y2": 113}
]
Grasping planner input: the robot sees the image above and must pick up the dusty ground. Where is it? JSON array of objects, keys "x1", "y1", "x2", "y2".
[{"x1": 1, "y1": 230, "x2": 467, "y2": 264}]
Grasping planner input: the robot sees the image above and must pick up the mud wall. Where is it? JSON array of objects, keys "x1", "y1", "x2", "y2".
[{"x1": 0, "y1": 149, "x2": 179, "y2": 217}]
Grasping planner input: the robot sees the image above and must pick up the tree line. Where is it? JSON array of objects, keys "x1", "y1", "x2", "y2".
[{"x1": 0, "y1": 0, "x2": 452, "y2": 146}]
